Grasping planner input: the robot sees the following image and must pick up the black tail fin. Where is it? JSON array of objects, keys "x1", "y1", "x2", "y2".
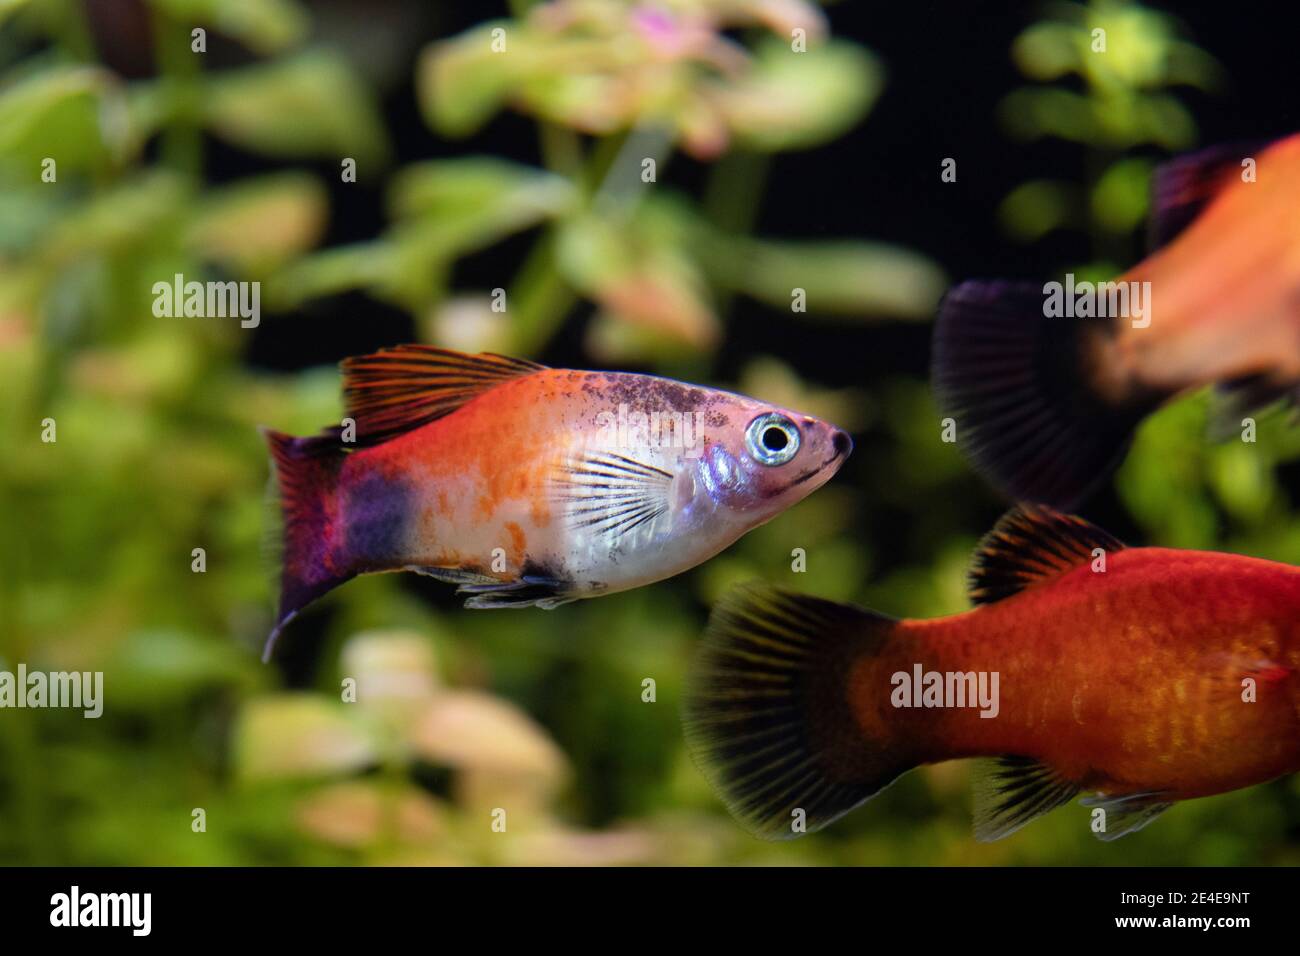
[
  {"x1": 682, "y1": 583, "x2": 912, "y2": 840},
  {"x1": 932, "y1": 280, "x2": 1166, "y2": 508},
  {"x1": 262, "y1": 428, "x2": 353, "y2": 661}
]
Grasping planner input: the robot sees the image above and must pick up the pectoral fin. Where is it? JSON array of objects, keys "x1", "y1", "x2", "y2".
[{"x1": 553, "y1": 452, "x2": 673, "y2": 542}]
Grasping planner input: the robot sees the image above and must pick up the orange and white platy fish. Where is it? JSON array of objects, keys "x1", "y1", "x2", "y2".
[
  {"x1": 933, "y1": 133, "x2": 1300, "y2": 508},
  {"x1": 684, "y1": 506, "x2": 1300, "y2": 842},
  {"x1": 262, "y1": 346, "x2": 851, "y2": 658}
]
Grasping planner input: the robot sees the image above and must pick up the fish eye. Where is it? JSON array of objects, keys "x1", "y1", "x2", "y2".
[{"x1": 745, "y1": 413, "x2": 800, "y2": 466}]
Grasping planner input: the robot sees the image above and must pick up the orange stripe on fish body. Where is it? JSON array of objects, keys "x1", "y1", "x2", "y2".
[
  {"x1": 685, "y1": 505, "x2": 1300, "y2": 842},
  {"x1": 262, "y1": 346, "x2": 852, "y2": 659}
]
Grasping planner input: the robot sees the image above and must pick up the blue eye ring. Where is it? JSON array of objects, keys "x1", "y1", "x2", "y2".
[{"x1": 745, "y1": 413, "x2": 800, "y2": 466}]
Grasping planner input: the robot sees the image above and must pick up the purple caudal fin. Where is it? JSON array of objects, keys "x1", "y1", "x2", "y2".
[
  {"x1": 931, "y1": 281, "x2": 1167, "y2": 509},
  {"x1": 261, "y1": 428, "x2": 353, "y2": 661}
]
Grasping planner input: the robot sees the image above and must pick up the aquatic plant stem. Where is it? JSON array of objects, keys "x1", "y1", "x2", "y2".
[{"x1": 509, "y1": 131, "x2": 631, "y2": 355}]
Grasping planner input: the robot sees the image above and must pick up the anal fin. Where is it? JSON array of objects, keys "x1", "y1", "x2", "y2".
[
  {"x1": 972, "y1": 755, "x2": 1081, "y2": 842},
  {"x1": 1080, "y1": 791, "x2": 1174, "y2": 841},
  {"x1": 460, "y1": 575, "x2": 578, "y2": 609}
]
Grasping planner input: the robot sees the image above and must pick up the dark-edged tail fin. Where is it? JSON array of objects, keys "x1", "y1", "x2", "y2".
[
  {"x1": 682, "y1": 583, "x2": 912, "y2": 840},
  {"x1": 932, "y1": 280, "x2": 1166, "y2": 508},
  {"x1": 262, "y1": 428, "x2": 352, "y2": 661}
]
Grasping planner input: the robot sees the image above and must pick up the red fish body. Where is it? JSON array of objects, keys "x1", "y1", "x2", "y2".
[
  {"x1": 934, "y1": 133, "x2": 1300, "y2": 508},
  {"x1": 263, "y1": 346, "x2": 851, "y2": 658},
  {"x1": 685, "y1": 507, "x2": 1300, "y2": 841}
]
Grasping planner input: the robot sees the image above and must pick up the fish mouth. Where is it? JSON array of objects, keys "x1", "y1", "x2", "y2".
[
  {"x1": 783, "y1": 433, "x2": 852, "y2": 490},
  {"x1": 831, "y1": 429, "x2": 853, "y2": 459}
]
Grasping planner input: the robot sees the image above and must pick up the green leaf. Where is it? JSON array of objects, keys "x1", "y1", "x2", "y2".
[
  {"x1": 1090, "y1": 157, "x2": 1153, "y2": 234},
  {"x1": 1210, "y1": 441, "x2": 1273, "y2": 523},
  {"x1": 1117, "y1": 395, "x2": 1220, "y2": 548},
  {"x1": 556, "y1": 213, "x2": 719, "y2": 347},
  {"x1": 999, "y1": 87, "x2": 1097, "y2": 143},
  {"x1": 149, "y1": 0, "x2": 310, "y2": 54},
  {"x1": 204, "y1": 51, "x2": 390, "y2": 167},
  {"x1": 389, "y1": 157, "x2": 573, "y2": 222},
  {"x1": 234, "y1": 695, "x2": 378, "y2": 782},
  {"x1": 0, "y1": 0, "x2": 31, "y2": 25},
  {"x1": 999, "y1": 179, "x2": 1082, "y2": 241},
  {"x1": 101, "y1": 628, "x2": 259, "y2": 707},
  {"x1": 36, "y1": 170, "x2": 191, "y2": 268},
  {"x1": 387, "y1": 157, "x2": 574, "y2": 257},
  {"x1": 187, "y1": 172, "x2": 328, "y2": 273},
  {"x1": 703, "y1": 234, "x2": 947, "y2": 320},
  {"x1": 1011, "y1": 22, "x2": 1085, "y2": 81},
  {"x1": 268, "y1": 222, "x2": 453, "y2": 311},
  {"x1": 1127, "y1": 92, "x2": 1197, "y2": 151},
  {"x1": 416, "y1": 22, "x2": 522, "y2": 137},
  {"x1": 266, "y1": 239, "x2": 400, "y2": 308},
  {"x1": 717, "y1": 37, "x2": 882, "y2": 151},
  {"x1": 0, "y1": 187, "x2": 69, "y2": 256},
  {"x1": 0, "y1": 66, "x2": 134, "y2": 174}
]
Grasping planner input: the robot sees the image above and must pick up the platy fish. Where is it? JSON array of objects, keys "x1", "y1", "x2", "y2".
[
  {"x1": 263, "y1": 346, "x2": 851, "y2": 658},
  {"x1": 684, "y1": 506, "x2": 1300, "y2": 842},
  {"x1": 933, "y1": 133, "x2": 1300, "y2": 508}
]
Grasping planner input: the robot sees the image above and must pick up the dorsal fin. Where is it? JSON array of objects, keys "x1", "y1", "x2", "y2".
[
  {"x1": 969, "y1": 505, "x2": 1124, "y2": 605},
  {"x1": 1147, "y1": 140, "x2": 1270, "y2": 251},
  {"x1": 340, "y1": 346, "x2": 546, "y2": 447}
]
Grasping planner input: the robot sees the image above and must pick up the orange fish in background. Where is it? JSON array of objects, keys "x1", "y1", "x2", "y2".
[
  {"x1": 933, "y1": 133, "x2": 1300, "y2": 508},
  {"x1": 262, "y1": 346, "x2": 852, "y2": 659},
  {"x1": 684, "y1": 506, "x2": 1300, "y2": 841}
]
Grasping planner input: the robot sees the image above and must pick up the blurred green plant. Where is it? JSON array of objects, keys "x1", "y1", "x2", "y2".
[
  {"x1": 992, "y1": 0, "x2": 1300, "y2": 560},
  {"x1": 271, "y1": 0, "x2": 946, "y2": 358},
  {"x1": 232, "y1": 630, "x2": 699, "y2": 865},
  {"x1": 998, "y1": 0, "x2": 1222, "y2": 271},
  {"x1": 0, "y1": 0, "x2": 944, "y2": 866}
]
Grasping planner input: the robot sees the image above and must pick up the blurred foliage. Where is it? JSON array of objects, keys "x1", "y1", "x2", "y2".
[
  {"x1": 271, "y1": 0, "x2": 944, "y2": 356},
  {"x1": 998, "y1": 0, "x2": 1222, "y2": 272},
  {"x1": 1, "y1": 0, "x2": 1298, "y2": 868}
]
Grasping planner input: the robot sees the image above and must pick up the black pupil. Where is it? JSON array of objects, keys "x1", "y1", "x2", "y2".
[{"x1": 762, "y1": 426, "x2": 789, "y2": 452}]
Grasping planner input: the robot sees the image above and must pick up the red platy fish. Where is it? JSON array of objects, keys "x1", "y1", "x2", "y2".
[
  {"x1": 933, "y1": 133, "x2": 1300, "y2": 508},
  {"x1": 684, "y1": 506, "x2": 1300, "y2": 841},
  {"x1": 262, "y1": 346, "x2": 851, "y2": 659}
]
